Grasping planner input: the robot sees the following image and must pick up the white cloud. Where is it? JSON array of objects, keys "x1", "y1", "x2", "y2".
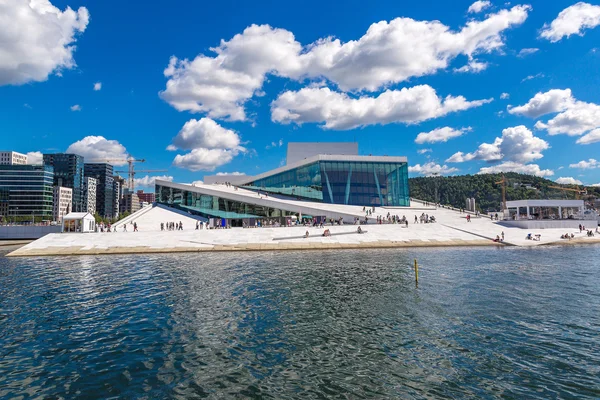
[
  {"x1": 446, "y1": 125, "x2": 549, "y2": 164},
  {"x1": 477, "y1": 162, "x2": 554, "y2": 177},
  {"x1": 172, "y1": 148, "x2": 242, "y2": 171},
  {"x1": 216, "y1": 171, "x2": 245, "y2": 176},
  {"x1": 569, "y1": 158, "x2": 600, "y2": 169},
  {"x1": 508, "y1": 88, "x2": 574, "y2": 118},
  {"x1": 415, "y1": 126, "x2": 471, "y2": 144},
  {"x1": 454, "y1": 60, "x2": 488, "y2": 73},
  {"x1": 271, "y1": 85, "x2": 492, "y2": 130},
  {"x1": 511, "y1": 89, "x2": 600, "y2": 137},
  {"x1": 576, "y1": 128, "x2": 600, "y2": 144},
  {"x1": 468, "y1": 1, "x2": 492, "y2": 13},
  {"x1": 555, "y1": 177, "x2": 583, "y2": 185},
  {"x1": 134, "y1": 175, "x2": 173, "y2": 187},
  {"x1": 521, "y1": 73, "x2": 545, "y2": 82},
  {"x1": 0, "y1": 0, "x2": 89, "y2": 86},
  {"x1": 26, "y1": 151, "x2": 43, "y2": 165},
  {"x1": 93, "y1": 82, "x2": 102, "y2": 91},
  {"x1": 66, "y1": 136, "x2": 129, "y2": 165},
  {"x1": 266, "y1": 139, "x2": 284, "y2": 149},
  {"x1": 168, "y1": 118, "x2": 241, "y2": 151},
  {"x1": 408, "y1": 162, "x2": 458, "y2": 176},
  {"x1": 160, "y1": 6, "x2": 529, "y2": 120},
  {"x1": 517, "y1": 48, "x2": 539, "y2": 57},
  {"x1": 500, "y1": 92, "x2": 510, "y2": 99},
  {"x1": 540, "y1": 2, "x2": 600, "y2": 42},
  {"x1": 417, "y1": 148, "x2": 432, "y2": 154},
  {"x1": 70, "y1": 104, "x2": 81, "y2": 111}
]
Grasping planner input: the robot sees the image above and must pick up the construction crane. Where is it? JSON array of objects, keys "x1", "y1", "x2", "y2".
[
  {"x1": 547, "y1": 185, "x2": 587, "y2": 200},
  {"x1": 114, "y1": 169, "x2": 168, "y2": 191},
  {"x1": 88, "y1": 157, "x2": 146, "y2": 190},
  {"x1": 495, "y1": 174, "x2": 507, "y2": 211}
]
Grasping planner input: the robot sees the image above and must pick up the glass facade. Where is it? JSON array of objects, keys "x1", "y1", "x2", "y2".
[
  {"x1": 156, "y1": 184, "x2": 296, "y2": 226},
  {"x1": 242, "y1": 160, "x2": 409, "y2": 207},
  {"x1": 43, "y1": 153, "x2": 85, "y2": 212},
  {"x1": 84, "y1": 163, "x2": 115, "y2": 219},
  {"x1": 0, "y1": 165, "x2": 54, "y2": 220}
]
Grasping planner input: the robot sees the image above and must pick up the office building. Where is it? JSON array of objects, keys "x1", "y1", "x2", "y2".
[
  {"x1": 83, "y1": 177, "x2": 97, "y2": 214},
  {"x1": 120, "y1": 192, "x2": 141, "y2": 214},
  {"x1": 43, "y1": 153, "x2": 85, "y2": 212},
  {"x1": 84, "y1": 163, "x2": 115, "y2": 219},
  {"x1": 53, "y1": 186, "x2": 72, "y2": 222},
  {"x1": 113, "y1": 178, "x2": 122, "y2": 219},
  {"x1": 0, "y1": 164, "x2": 54, "y2": 220},
  {"x1": 136, "y1": 190, "x2": 155, "y2": 204},
  {"x1": 0, "y1": 151, "x2": 28, "y2": 165}
]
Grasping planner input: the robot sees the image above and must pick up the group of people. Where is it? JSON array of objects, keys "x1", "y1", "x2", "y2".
[
  {"x1": 494, "y1": 231, "x2": 505, "y2": 242},
  {"x1": 415, "y1": 213, "x2": 435, "y2": 224},
  {"x1": 162, "y1": 221, "x2": 183, "y2": 231},
  {"x1": 97, "y1": 221, "x2": 137, "y2": 232}
]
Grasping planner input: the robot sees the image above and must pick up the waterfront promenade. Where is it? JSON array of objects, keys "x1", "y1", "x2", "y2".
[{"x1": 8, "y1": 200, "x2": 600, "y2": 256}]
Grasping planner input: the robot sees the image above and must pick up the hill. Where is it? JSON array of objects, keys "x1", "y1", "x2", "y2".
[{"x1": 408, "y1": 173, "x2": 598, "y2": 212}]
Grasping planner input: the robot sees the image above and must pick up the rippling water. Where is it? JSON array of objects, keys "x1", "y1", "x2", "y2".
[{"x1": 1, "y1": 246, "x2": 599, "y2": 399}]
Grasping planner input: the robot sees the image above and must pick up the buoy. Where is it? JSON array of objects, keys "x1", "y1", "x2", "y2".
[{"x1": 414, "y1": 258, "x2": 419, "y2": 285}]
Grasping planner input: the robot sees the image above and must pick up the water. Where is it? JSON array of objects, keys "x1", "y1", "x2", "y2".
[{"x1": 1, "y1": 246, "x2": 599, "y2": 399}]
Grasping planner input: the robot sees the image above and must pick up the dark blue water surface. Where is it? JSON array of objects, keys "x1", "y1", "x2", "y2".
[{"x1": 1, "y1": 246, "x2": 599, "y2": 399}]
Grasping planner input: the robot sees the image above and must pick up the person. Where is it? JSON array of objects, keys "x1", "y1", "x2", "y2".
[
  {"x1": 304, "y1": 230, "x2": 309, "y2": 238},
  {"x1": 196, "y1": 221, "x2": 199, "y2": 230},
  {"x1": 123, "y1": 224, "x2": 127, "y2": 232},
  {"x1": 322, "y1": 229, "x2": 331, "y2": 237},
  {"x1": 357, "y1": 226, "x2": 363, "y2": 234},
  {"x1": 494, "y1": 235, "x2": 500, "y2": 242},
  {"x1": 414, "y1": 215, "x2": 418, "y2": 224},
  {"x1": 501, "y1": 231, "x2": 505, "y2": 241},
  {"x1": 133, "y1": 222, "x2": 138, "y2": 232},
  {"x1": 526, "y1": 233, "x2": 532, "y2": 240},
  {"x1": 405, "y1": 220, "x2": 408, "y2": 228}
]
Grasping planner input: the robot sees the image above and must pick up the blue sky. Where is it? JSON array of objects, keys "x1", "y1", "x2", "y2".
[{"x1": 2, "y1": 0, "x2": 600, "y2": 188}]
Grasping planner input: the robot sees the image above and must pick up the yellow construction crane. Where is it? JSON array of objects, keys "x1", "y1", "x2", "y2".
[
  {"x1": 495, "y1": 174, "x2": 507, "y2": 211},
  {"x1": 114, "y1": 169, "x2": 168, "y2": 190},
  {"x1": 547, "y1": 185, "x2": 587, "y2": 200},
  {"x1": 88, "y1": 157, "x2": 146, "y2": 190}
]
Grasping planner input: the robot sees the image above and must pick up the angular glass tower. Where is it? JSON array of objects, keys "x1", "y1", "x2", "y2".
[{"x1": 43, "y1": 153, "x2": 85, "y2": 212}]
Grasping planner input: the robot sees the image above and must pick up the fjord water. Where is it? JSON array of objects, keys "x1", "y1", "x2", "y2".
[{"x1": 1, "y1": 247, "x2": 599, "y2": 399}]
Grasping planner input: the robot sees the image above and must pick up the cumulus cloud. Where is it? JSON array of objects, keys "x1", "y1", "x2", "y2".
[
  {"x1": 93, "y1": 82, "x2": 102, "y2": 91},
  {"x1": 66, "y1": 136, "x2": 129, "y2": 165},
  {"x1": 0, "y1": 0, "x2": 89, "y2": 86},
  {"x1": 518, "y1": 48, "x2": 539, "y2": 57},
  {"x1": 167, "y1": 118, "x2": 241, "y2": 151},
  {"x1": 576, "y1": 128, "x2": 600, "y2": 144},
  {"x1": 500, "y1": 92, "x2": 510, "y2": 99},
  {"x1": 160, "y1": 6, "x2": 529, "y2": 120},
  {"x1": 70, "y1": 104, "x2": 81, "y2": 111},
  {"x1": 271, "y1": 85, "x2": 492, "y2": 130},
  {"x1": 454, "y1": 60, "x2": 488, "y2": 73},
  {"x1": 408, "y1": 162, "x2": 458, "y2": 176},
  {"x1": 134, "y1": 175, "x2": 173, "y2": 187},
  {"x1": 446, "y1": 125, "x2": 549, "y2": 164},
  {"x1": 511, "y1": 88, "x2": 600, "y2": 137},
  {"x1": 540, "y1": 2, "x2": 600, "y2": 42},
  {"x1": 172, "y1": 148, "x2": 242, "y2": 171},
  {"x1": 569, "y1": 158, "x2": 600, "y2": 169},
  {"x1": 415, "y1": 127, "x2": 471, "y2": 144},
  {"x1": 555, "y1": 177, "x2": 583, "y2": 185},
  {"x1": 508, "y1": 88, "x2": 573, "y2": 118},
  {"x1": 468, "y1": 1, "x2": 492, "y2": 14},
  {"x1": 26, "y1": 151, "x2": 43, "y2": 165},
  {"x1": 477, "y1": 162, "x2": 554, "y2": 177}
]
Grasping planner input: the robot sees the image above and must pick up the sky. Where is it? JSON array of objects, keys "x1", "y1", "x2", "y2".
[{"x1": 2, "y1": 0, "x2": 600, "y2": 189}]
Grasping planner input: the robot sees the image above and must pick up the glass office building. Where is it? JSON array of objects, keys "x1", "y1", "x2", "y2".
[
  {"x1": 84, "y1": 163, "x2": 115, "y2": 219},
  {"x1": 0, "y1": 165, "x2": 54, "y2": 220},
  {"x1": 156, "y1": 183, "x2": 296, "y2": 226},
  {"x1": 241, "y1": 157, "x2": 410, "y2": 207},
  {"x1": 43, "y1": 153, "x2": 85, "y2": 212}
]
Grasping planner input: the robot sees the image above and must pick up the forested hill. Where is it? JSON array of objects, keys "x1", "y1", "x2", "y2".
[{"x1": 408, "y1": 173, "x2": 599, "y2": 212}]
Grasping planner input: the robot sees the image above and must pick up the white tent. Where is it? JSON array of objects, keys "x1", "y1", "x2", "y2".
[{"x1": 62, "y1": 212, "x2": 96, "y2": 233}]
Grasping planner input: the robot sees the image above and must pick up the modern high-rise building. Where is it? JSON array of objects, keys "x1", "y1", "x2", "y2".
[
  {"x1": 84, "y1": 163, "x2": 115, "y2": 219},
  {"x1": 53, "y1": 186, "x2": 72, "y2": 222},
  {"x1": 0, "y1": 151, "x2": 28, "y2": 165},
  {"x1": 120, "y1": 192, "x2": 141, "y2": 214},
  {"x1": 43, "y1": 153, "x2": 85, "y2": 212},
  {"x1": 136, "y1": 190, "x2": 155, "y2": 204},
  {"x1": 0, "y1": 164, "x2": 54, "y2": 221},
  {"x1": 112, "y1": 177, "x2": 122, "y2": 219},
  {"x1": 83, "y1": 177, "x2": 97, "y2": 214}
]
